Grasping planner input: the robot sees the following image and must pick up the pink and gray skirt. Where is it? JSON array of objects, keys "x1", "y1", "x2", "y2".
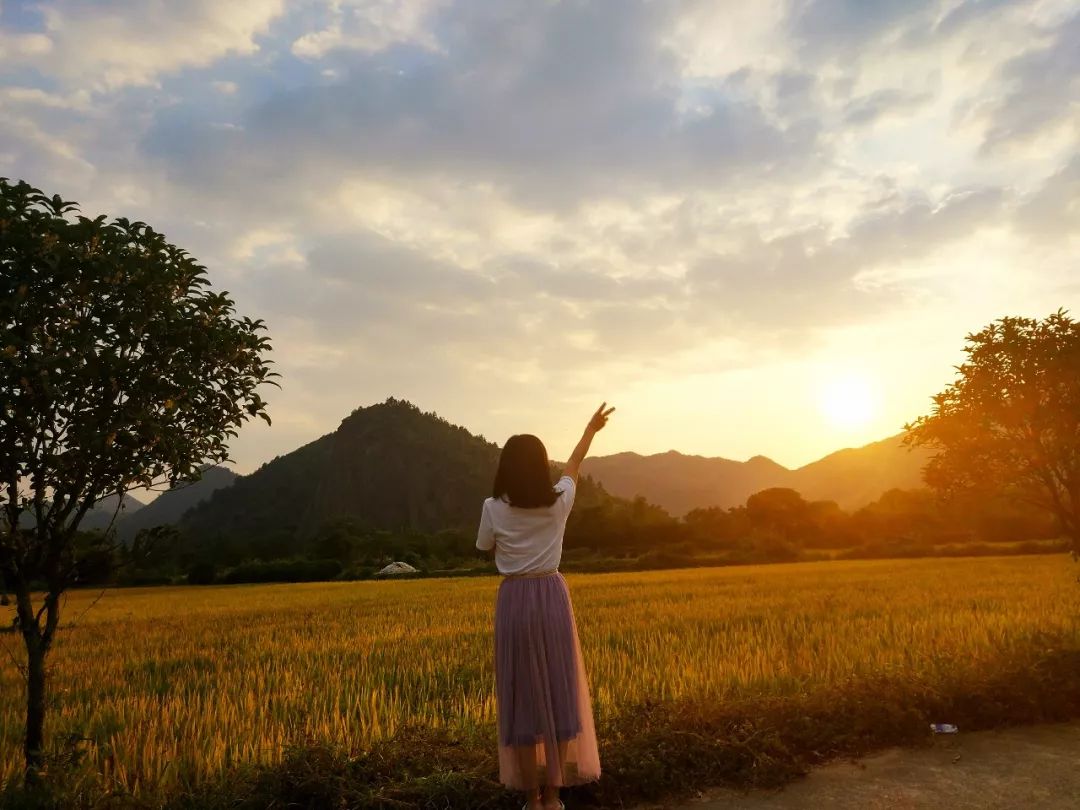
[{"x1": 494, "y1": 570, "x2": 601, "y2": 790}]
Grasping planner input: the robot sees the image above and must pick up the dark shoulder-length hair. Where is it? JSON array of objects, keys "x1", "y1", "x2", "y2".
[{"x1": 492, "y1": 434, "x2": 561, "y2": 508}]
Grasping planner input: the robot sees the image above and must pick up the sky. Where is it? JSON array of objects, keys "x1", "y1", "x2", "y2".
[{"x1": 1, "y1": 0, "x2": 1077, "y2": 472}]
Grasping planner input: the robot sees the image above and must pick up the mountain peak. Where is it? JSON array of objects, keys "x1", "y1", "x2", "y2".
[
  {"x1": 342, "y1": 397, "x2": 425, "y2": 425},
  {"x1": 182, "y1": 399, "x2": 502, "y2": 538},
  {"x1": 746, "y1": 454, "x2": 782, "y2": 466},
  {"x1": 178, "y1": 399, "x2": 622, "y2": 547}
]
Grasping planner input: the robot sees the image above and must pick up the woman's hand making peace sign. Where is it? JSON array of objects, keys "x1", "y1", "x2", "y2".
[
  {"x1": 564, "y1": 402, "x2": 616, "y2": 481},
  {"x1": 587, "y1": 402, "x2": 616, "y2": 434}
]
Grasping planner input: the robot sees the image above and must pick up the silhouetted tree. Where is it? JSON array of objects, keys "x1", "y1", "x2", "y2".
[
  {"x1": 905, "y1": 311, "x2": 1080, "y2": 554},
  {"x1": 187, "y1": 560, "x2": 217, "y2": 586},
  {"x1": 313, "y1": 518, "x2": 365, "y2": 563},
  {"x1": 684, "y1": 505, "x2": 743, "y2": 550},
  {"x1": 746, "y1": 488, "x2": 810, "y2": 539},
  {"x1": 125, "y1": 524, "x2": 182, "y2": 573},
  {"x1": 0, "y1": 178, "x2": 276, "y2": 784},
  {"x1": 803, "y1": 499, "x2": 858, "y2": 549},
  {"x1": 852, "y1": 488, "x2": 944, "y2": 544}
]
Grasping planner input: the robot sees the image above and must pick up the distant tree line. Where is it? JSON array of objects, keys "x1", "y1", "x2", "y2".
[
  {"x1": 562, "y1": 484, "x2": 1060, "y2": 571},
  {"x1": 42, "y1": 481, "x2": 1062, "y2": 589}
]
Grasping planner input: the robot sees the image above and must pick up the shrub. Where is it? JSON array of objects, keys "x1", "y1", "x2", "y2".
[
  {"x1": 221, "y1": 558, "x2": 343, "y2": 585},
  {"x1": 186, "y1": 562, "x2": 217, "y2": 586}
]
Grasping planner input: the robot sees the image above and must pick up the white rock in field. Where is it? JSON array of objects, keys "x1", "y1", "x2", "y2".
[{"x1": 376, "y1": 561, "x2": 419, "y2": 576}]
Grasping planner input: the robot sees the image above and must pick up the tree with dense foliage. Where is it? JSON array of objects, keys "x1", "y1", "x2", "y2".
[
  {"x1": 745, "y1": 488, "x2": 809, "y2": 536},
  {"x1": 905, "y1": 311, "x2": 1080, "y2": 553},
  {"x1": 0, "y1": 178, "x2": 276, "y2": 784}
]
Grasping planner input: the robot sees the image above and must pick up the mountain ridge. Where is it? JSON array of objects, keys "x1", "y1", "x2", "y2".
[
  {"x1": 116, "y1": 466, "x2": 238, "y2": 541},
  {"x1": 580, "y1": 433, "x2": 929, "y2": 516},
  {"x1": 81, "y1": 492, "x2": 146, "y2": 531}
]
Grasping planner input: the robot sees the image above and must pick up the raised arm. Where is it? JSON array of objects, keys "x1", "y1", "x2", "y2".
[{"x1": 562, "y1": 402, "x2": 615, "y2": 482}]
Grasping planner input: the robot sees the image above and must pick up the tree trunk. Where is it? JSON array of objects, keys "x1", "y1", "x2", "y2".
[
  {"x1": 24, "y1": 635, "x2": 46, "y2": 785},
  {"x1": 13, "y1": 576, "x2": 49, "y2": 787}
]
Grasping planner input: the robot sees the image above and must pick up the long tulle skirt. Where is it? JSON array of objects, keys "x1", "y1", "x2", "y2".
[{"x1": 494, "y1": 571, "x2": 601, "y2": 790}]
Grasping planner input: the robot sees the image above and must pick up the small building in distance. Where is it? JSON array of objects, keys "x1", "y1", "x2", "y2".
[{"x1": 376, "y1": 561, "x2": 420, "y2": 577}]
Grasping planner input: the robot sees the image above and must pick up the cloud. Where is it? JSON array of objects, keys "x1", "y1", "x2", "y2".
[
  {"x1": 842, "y1": 88, "x2": 935, "y2": 127},
  {"x1": 232, "y1": 173, "x2": 1016, "y2": 395},
  {"x1": 931, "y1": 0, "x2": 1017, "y2": 38},
  {"x1": 246, "y1": 227, "x2": 684, "y2": 367},
  {"x1": 0, "y1": 84, "x2": 99, "y2": 182},
  {"x1": 141, "y1": 0, "x2": 824, "y2": 212},
  {"x1": 684, "y1": 184, "x2": 1008, "y2": 337},
  {"x1": 0, "y1": 29, "x2": 51, "y2": 59},
  {"x1": 291, "y1": 0, "x2": 443, "y2": 58},
  {"x1": 789, "y1": 0, "x2": 937, "y2": 56},
  {"x1": 977, "y1": 11, "x2": 1080, "y2": 152},
  {"x1": 1015, "y1": 156, "x2": 1080, "y2": 238},
  {"x1": 844, "y1": 186, "x2": 1007, "y2": 260},
  {"x1": 0, "y1": 0, "x2": 285, "y2": 90}
]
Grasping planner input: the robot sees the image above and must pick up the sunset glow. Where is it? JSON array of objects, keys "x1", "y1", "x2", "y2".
[
  {"x1": 0, "y1": 1, "x2": 1075, "y2": 470},
  {"x1": 819, "y1": 375, "x2": 877, "y2": 431}
]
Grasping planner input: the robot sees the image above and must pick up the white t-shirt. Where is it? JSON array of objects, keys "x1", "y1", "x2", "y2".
[{"x1": 475, "y1": 475, "x2": 576, "y2": 575}]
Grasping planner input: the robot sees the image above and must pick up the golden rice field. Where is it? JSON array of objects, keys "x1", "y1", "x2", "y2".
[{"x1": 1, "y1": 556, "x2": 1079, "y2": 800}]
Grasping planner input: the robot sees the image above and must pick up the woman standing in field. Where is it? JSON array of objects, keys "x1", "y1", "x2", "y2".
[{"x1": 476, "y1": 404, "x2": 613, "y2": 810}]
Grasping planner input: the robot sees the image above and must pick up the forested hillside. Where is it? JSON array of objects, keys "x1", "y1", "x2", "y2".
[{"x1": 178, "y1": 398, "x2": 617, "y2": 557}]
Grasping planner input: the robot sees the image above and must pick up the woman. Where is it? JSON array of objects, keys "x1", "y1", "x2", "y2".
[{"x1": 476, "y1": 403, "x2": 614, "y2": 810}]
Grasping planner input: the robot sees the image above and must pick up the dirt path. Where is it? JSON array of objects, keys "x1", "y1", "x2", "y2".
[{"x1": 651, "y1": 722, "x2": 1080, "y2": 810}]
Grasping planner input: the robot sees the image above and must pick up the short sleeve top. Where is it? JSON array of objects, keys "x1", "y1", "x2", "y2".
[{"x1": 475, "y1": 475, "x2": 576, "y2": 575}]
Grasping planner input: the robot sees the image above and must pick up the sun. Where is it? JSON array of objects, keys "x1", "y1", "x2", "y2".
[{"x1": 818, "y1": 374, "x2": 877, "y2": 430}]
